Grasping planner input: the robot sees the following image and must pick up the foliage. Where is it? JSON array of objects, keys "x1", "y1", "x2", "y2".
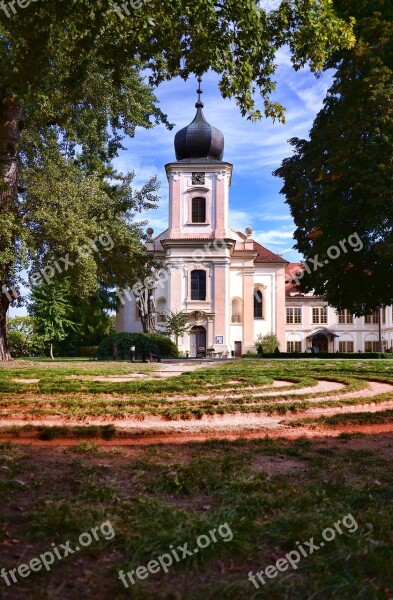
[
  {"x1": 274, "y1": 0, "x2": 393, "y2": 315},
  {"x1": 28, "y1": 280, "x2": 78, "y2": 358},
  {"x1": 164, "y1": 311, "x2": 192, "y2": 346},
  {"x1": 6, "y1": 316, "x2": 45, "y2": 357},
  {"x1": 98, "y1": 331, "x2": 179, "y2": 360},
  {"x1": 57, "y1": 291, "x2": 116, "y2": 354},
  {"x1": 246, "y1": 352, "x2": 386, "y2": 359},
  {"x1": 0, "y1": 1, "x2": 357, "y2": 360},
  {"x1": 97, "y1": 332, "x2": 161, "y2": 360},
  {"x1": 0, "y1": 1, "x2": 355, "y2": 122},
  {"x1": 144, "y1": 332, "x2": 179, "y2": 358},
  {"x1": 255, "y1": 332, "x2": 281, "y2": 354}
]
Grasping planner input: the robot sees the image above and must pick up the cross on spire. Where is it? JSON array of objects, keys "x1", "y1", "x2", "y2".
[{"x1": 196, "y1": 76, "x2": 204, "y2": 108}]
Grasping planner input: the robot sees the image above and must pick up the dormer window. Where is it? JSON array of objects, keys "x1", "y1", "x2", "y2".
[{"x1": 191, "y1": 197, "x2": 206, "y2": 223}]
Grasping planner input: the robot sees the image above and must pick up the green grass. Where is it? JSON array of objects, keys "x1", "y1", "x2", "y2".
[
  {"x1": 1, "y1": 358, "x2": 393, "y2": 421},
  {"x1": 290, "y1": 409, "x2": 393, "y2": 428},
  {"x1": 0, "y1": 437, "x2": 392, "y2": 598}
]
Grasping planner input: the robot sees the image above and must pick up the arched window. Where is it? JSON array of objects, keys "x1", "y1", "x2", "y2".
[
  {"x1": 156, "y1": 297, "x2": 167, "y2": 323},
  {"x1": 191, "y1": 197, "x2": 206, "y2": 223},
  {"x1": 191, "y1": 270, "x2": 206, "y2": 300},
  {"x1": 254, "y1": 289, "x2": 263, "y2": 318}
]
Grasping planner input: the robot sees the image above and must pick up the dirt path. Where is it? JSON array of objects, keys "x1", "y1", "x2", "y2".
[{"x1": 1, "y1": 375, "x2": 393, "y2": 445}]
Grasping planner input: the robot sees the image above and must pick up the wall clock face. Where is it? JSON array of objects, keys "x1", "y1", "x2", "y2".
[{"x1": 192, "y1": 172, "x2": 205, "y2": 185}]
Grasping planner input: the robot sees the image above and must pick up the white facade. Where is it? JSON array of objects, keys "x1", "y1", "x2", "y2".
[
  {"x1": 116, "y1": 157, "x2": 288, "y2": 356},
  {"x1": 285, "y1": 264, "x2": 391, "y2": 353}
]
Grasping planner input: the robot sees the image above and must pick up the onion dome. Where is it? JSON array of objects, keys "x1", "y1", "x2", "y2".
[{"x1": 174, "y1": 77, "x2": 224, "y2": 161}]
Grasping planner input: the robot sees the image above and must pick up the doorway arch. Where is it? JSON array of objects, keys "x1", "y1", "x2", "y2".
[
  {"x1": 190, "y1": 326, "x2": 207, "y2": 357},
  {"x1": 312, "y1": 332, "x2": 328, "y2": 353}
]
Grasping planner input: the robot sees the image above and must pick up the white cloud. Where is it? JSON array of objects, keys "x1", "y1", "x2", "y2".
[
  {"x1": 253, "y1": 225, "x2": 295, "y2": 247},
  {"x1": 260, "y1": 213, "x2": 292, "y2": 221},
  {"x1": 229, "y1": 210, "x2": 253, "y2": 232}
]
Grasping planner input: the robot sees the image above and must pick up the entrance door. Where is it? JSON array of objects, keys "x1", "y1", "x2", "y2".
[
  {"x1": 190, "y1": 326, "x2": 207, "y2": 357},
  {"x1": 313, "y1": 333, "x2": 328, "y2": 353},
  {"x1": 234, "y1": 341, "x2": 242, "y2": 357}
]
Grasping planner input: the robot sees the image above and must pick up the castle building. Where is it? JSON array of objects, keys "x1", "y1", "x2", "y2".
[
  {"x1": 116, "y1": 84, "x2": 388, "y2": 356},
  {"x1": 116, "y1": 83, "x2": 287, "y2": 356},
  {"x1": 285, "y1": 263, "x2": 391, "y2": 353}
]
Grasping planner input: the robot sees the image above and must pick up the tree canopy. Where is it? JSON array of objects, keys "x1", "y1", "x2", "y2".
[
  {"x1": 275, "y1": 0, "x2": 393, "y2": 315},
  {"x1": 28, "y1": 279, "x2": 77, "y2": 359},
  {"x1": 0, "y1": 0, "x2": 356, "y2": 359}
]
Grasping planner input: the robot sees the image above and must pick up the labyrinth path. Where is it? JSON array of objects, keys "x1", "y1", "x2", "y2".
[{"x1": 1, "y1": 360, "x2": 393, "y2": 443}]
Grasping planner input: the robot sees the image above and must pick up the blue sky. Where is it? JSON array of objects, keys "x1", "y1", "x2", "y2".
[{"x1": 10, "y1": 48, "x2": 333, "y2": 317}]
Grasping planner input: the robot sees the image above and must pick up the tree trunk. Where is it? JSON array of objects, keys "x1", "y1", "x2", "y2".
[
  {"x1": 0, "y1": 93, "x2": 23, "y2": 361},
  {"x1": 141, "y1": 315, "x2": 149, "y2": 333},
  {"x1": 50, "y1": 343, "x2": 54, "y2": 360},
  {"x1": 0, "y1": 294, "x2": 11, "y2": 361}
]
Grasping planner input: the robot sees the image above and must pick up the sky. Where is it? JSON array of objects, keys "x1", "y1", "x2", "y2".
[
  {"x1": 10, "y1": 47, "x2": 333, "y2": 317},
  {"x1": 114, "y1": 46, "x2": 333, "y2": 262}
]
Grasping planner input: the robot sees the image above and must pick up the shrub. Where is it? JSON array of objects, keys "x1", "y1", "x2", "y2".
[
  {"x1": 98, "y1": 332, "x2": 169, "y2": 360},
  {"x1": 243, "y1": 352, "x2": 387, "y2": 359},
  {"x1": 144, "y1": 333, "x2": 179, "y2": 358},
  {"x1": 255, "y1": 333, "x2": 281, "y2": 355}
]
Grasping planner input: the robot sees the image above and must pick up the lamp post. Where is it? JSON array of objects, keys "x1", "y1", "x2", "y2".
[{"x1": 130, "y1": 345, "x2": 136, "y2": 363}]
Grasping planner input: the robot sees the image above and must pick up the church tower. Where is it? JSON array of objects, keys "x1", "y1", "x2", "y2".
[
  {"x1": 158, "y1": 78, "x2": 234, "y2": 354},
  {"x1": 117, "y1": 78, "x2": 288, "y2": 357}
]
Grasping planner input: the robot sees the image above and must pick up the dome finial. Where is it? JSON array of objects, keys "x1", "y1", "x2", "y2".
[
  {"x1": 196, "y1": 76, "x2": 203, "y2": 108},
  {"x1": 174, "y1": 78, "x2": 224, "y2": 161}
]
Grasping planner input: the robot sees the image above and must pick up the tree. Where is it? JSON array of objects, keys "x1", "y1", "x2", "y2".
[
  {"x1": 274, "y1": 0, "x2": 393, "y2": 315},
  {"x1": 0, "y1": 1, "x2": 355, "y2": 360},
  {"x1": 164, "y1": 311, "x2": 192, "y2": 347},
  {"x1": 255, "y1": 332, "x2": 280, "y2": 354},
  {"x1": 136, "y1": 289, "x2": 157, "y2": 333},
  {"x1": 7, "y1": 316, "x2": 45, "y2": 357},
  {"x1": 28, "y1": 280, "x2": 78, "y2": 359},
  {"x1": 57, "y1": 291, "x2": 116, "y2": 354}
]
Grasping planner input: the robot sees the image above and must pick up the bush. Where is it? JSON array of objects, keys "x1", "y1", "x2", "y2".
[
  {"x1": 255, "y1": 333, "x2": 280, "y2": 355},
  {"x1": 8, "y1": 330, "x2": 30, "y2": 357},
  {"x1": 98, "y1": 332, "x2": 178, "y2": 360},
  {"x1": 243, "y1": 352, "x2": 387, "y2": 359},
  {"x1": 144, "y1": 333, "x2": 179, "y2": 358}
]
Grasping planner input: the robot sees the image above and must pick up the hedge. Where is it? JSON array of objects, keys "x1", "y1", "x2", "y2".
[
  {"x1": 242, "y1": 352, "x2": 387, "y2": 359},
  {"x1": 98, "y1": 332, "x2": 178, "y2": 360},
  {"x1": 144, "y1": 333, "x2": 179, "y2": 358}
]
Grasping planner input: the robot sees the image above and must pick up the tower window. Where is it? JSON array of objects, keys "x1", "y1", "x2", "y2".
[
  {"x1": 191, "y1": 270, "x2": 206, "y2": 300},
  {"x1": 254, "y1": 289, "x2": 263, "y2": 318},
  {"x1": 191, "y1": 197, "x2": 206, "y2": 223}
]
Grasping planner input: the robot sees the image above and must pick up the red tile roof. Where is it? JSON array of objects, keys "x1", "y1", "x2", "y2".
[
  {"x1": 235, "y1": 231, "x2": 288, "y2": 264},
  {"x1": 285, "y1": 262, "x2": 303, "y2": 293}
]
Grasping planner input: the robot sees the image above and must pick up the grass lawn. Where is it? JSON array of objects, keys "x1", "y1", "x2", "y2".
[
  {"x1": 1, "y1": 358, "x2": 393, "y2": 422},
  {"x1": 0, "y1": 436, "x2": 392, "y2": 599},
  {"x1": 1, "y1": 360, "x2": 393, "y2": 598}
]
